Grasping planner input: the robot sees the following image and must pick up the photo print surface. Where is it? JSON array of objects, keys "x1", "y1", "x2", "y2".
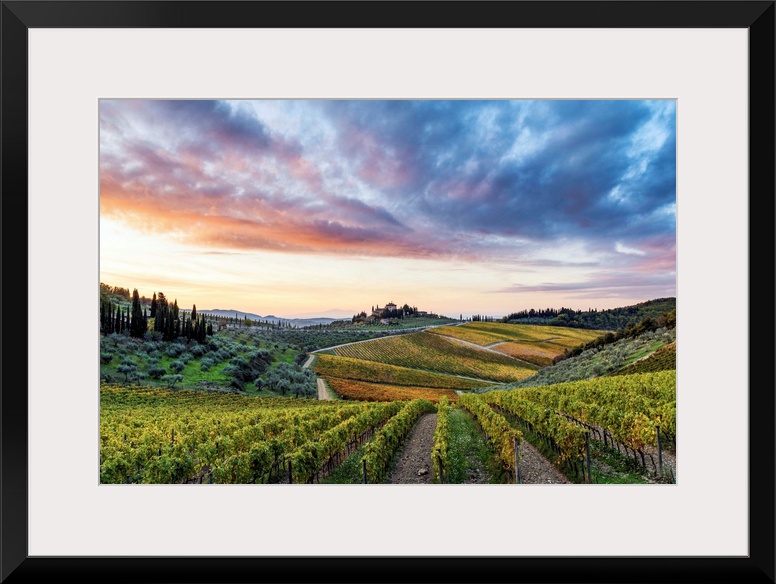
[{"x1": 99, "y1": 99, "x2": 676, "y2": 485}]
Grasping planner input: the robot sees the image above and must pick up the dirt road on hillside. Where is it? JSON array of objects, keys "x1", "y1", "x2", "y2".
[{"x1": 316, "y1": 378, "x2": 334, "y2": 400}]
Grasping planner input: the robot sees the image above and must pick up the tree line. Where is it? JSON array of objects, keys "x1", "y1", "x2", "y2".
[
  {"x1": 501, "y1": 297, "x2": 676, "y2": 331},
  {"x1": 552, "y1": 309, "x2": 676, "y2": 365},
  {"x1": 100, "y1": 287, "x2": 214, "y2": 342}
]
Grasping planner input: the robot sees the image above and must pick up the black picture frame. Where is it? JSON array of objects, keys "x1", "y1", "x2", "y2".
[{"x1": 2, "y1": 2, "x2": 773, "y2": 583}]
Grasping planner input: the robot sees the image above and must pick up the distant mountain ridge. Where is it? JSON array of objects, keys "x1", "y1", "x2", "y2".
[{"x1": 199, "y1": 309, "x2": 343, "y2": 328}]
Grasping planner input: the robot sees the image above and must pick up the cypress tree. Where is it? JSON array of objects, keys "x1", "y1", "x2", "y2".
[
  {"x1": 150, "y1": 292, "x2": 157, "y2": 318},
  {"x1": 155, "y1": 293, "x2": 168, "y2": 334},
  {"x1": 130, "y1": 289, "x2": 144, "y2": 338}
]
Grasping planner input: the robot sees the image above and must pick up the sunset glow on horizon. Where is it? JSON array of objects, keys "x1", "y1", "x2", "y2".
[{"x1": 99, "y1": 99, "x2": 676, "y2": 319}]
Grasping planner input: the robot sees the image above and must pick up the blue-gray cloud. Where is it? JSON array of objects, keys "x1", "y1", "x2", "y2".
[{"x1": 100, "y1": 99, "x2": 675, "y2": 273}]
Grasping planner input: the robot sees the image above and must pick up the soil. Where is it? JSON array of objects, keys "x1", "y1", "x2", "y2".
[
  {"x1": 386, "y1": 412, "x2": 572, "y2": 484},
  {"x1": 302, "y1": 354, "x2": 334, "y2": 400},
  {"x1": 388, "y1": 413, "x2": 437, "y2": 484},
  {"x1": 316, "y1": 378, "x2": 334, "y2": 400},
  {"x1": 517, "y1": 440, "x2": 571, "y2": 484}
]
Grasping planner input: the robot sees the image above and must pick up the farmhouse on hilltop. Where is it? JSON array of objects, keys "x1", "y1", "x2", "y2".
[
  {"x1": 352, "y1": 301, "x2": 429, "y2": 325},
  {"x1": 371, "y1": 302, "x2": 397, "y2": 316}
]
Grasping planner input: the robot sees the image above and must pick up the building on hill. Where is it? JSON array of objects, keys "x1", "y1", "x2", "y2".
[
  {"x1": 365, "y1": 301, "x2": 425, "y2": 322},
  {"x1": 372, "y1": 301, "x2": 398, "y2": 316}
]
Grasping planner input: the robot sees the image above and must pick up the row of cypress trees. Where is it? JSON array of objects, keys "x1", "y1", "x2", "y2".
[{"x1": 100, "y1": 288, "x2": 213, "y2": 341}]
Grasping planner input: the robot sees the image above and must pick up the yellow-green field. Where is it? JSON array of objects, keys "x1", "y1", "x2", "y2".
[
  {"x1": 429, "y1": 322, "x2": 606, "y2": 366},
  {"x1": 325, "y1": 377, "x2": 459, "y2": 403},
  {"x1": 311, "y1": 323, "x2": 606, "y2": 403},
  {"x1": 331, "y1": 331, "x2": 538, "y2": 383},
  {"x1": 313, "y1": 354, "x2": 490, "y2": 390}
]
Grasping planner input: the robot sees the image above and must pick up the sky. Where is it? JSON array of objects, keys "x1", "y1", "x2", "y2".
[{"x1": 99, "y1": 99, "x2": 676, "y2": 319}]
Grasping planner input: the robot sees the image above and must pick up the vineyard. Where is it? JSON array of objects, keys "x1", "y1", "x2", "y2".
[
  {"x1": 611, "y1": 342, "x2": 676, "y2": 376},
  {"x1": 325, "y1": 377, "x2": 459, "y2": 403},
  {"x1": 428, "y1": 322, "x2": 607, "y2": 368},
  {"x1": 331, "y1": 331, "x2": 538, "y2": 383},
  {"x1": 100, "y1": 317, "x2": 676, "y2": 485},
  {"x1": 101, "y1": 384, "x2": 408, "y2": 483},
  {"x1": 479, "y1": 370, "x2": 676, "y2": 481},
  {"x1": 313, "y1": 354, "x2": 489, "y2": 390},
  {"x1": 101, "y1": 368, "x2": 676, "y2": 484},
  {"x1": 429, "y1": 321, "x2": 605, "y2": 348}
]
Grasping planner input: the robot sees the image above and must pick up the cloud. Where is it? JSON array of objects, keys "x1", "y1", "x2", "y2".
[
  {"x1": 615, "y1": 242, "x2": 647, "y2": 256},
  {"x1": 491, "y1": 269, "x2": 676, "y2": 303},
  {"x1": 100, "y1": 99, "x2": 676, "y2": 274}
]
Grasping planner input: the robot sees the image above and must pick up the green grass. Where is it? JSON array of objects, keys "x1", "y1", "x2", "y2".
[
  {"x1": 270, "y1": 347, "x2": 299, "y2": 366},
  {"x1": 320, "y1": 379, "x2": 342, "y2": 400},
  {"x1": 616, "y1": 340, "x2": 666, "y2": 368},
  {"x1": 444, "y1": 408, "x2": 507, "y2": 484},
  {"x1": 100, "y1": 335, "x2": 310, "y2": 394},
  {"x1": 588, "y1": 441, "x2": 652, "y2": 484},
  {"x1": 319, "y1": 444, "x2": 370, "y2": 484}
]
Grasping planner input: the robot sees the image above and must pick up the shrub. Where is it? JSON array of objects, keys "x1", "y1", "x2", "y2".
[
  {"x1": 261, "y1": 363, "x2": 316, "y2": 398},
  {"x1": 147, "y1": 366, "x2": 166, "y2": 379},
  {"x1": 166, "y1": 344, "x2": 185, "y2": 357},
  {"x1": 162, "y1": 374, "x2": 183, "y2": 389},
  {"x1": 169, "y1": 360, "x2": 185, "y2": 373},
  {"x1": 117, "y1": 359, "x2": 137, "y2": 382}
]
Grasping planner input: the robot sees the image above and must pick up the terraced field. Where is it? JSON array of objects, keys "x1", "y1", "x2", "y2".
[
  {"x1": 331, "y1": 331, "x2": 538, "y2": 383},
  {"x1": 490, "y1": 342, "x2": 559, "y2": 367},
  {"x1": 430, "y1": 322, "x2": 606, "y2": 366},
  {"x1": 325, "y1": 378, "x2": 459, "y2": 403},
  {"x1": 313, "y1": 354, "x2": 490, "y2": 390}
]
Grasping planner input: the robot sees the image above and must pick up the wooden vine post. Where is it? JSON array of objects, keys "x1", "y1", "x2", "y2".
[
  {"x1": 656, "y1": 425, "x2": 663, "y2": 477},
  {"x1": 584, "y1": 432, "x2": 592, "y2": 484}
]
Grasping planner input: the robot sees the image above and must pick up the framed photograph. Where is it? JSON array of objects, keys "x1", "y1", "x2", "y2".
[{"x1": 3, "y1": 1, "x2": 773, "y2": 583}]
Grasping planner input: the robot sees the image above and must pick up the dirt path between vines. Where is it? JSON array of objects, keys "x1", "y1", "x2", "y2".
[
  {"x1": 517, "y1": 440, "x2": 571, "y2": 484},
  {"x1": 388, "y1": 413, "x2": 437, "y2": 484},
  {"x1": 386, "y1": 412, "x2": 570, "y2": 484}
]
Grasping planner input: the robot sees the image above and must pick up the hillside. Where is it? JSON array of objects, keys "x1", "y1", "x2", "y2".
[
  {"x1": 475, "y1": 325, "x2": 676, "y2": 391},
  {"x1": 502, "y1": 297, "x2": 676, "y2": 331}
]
